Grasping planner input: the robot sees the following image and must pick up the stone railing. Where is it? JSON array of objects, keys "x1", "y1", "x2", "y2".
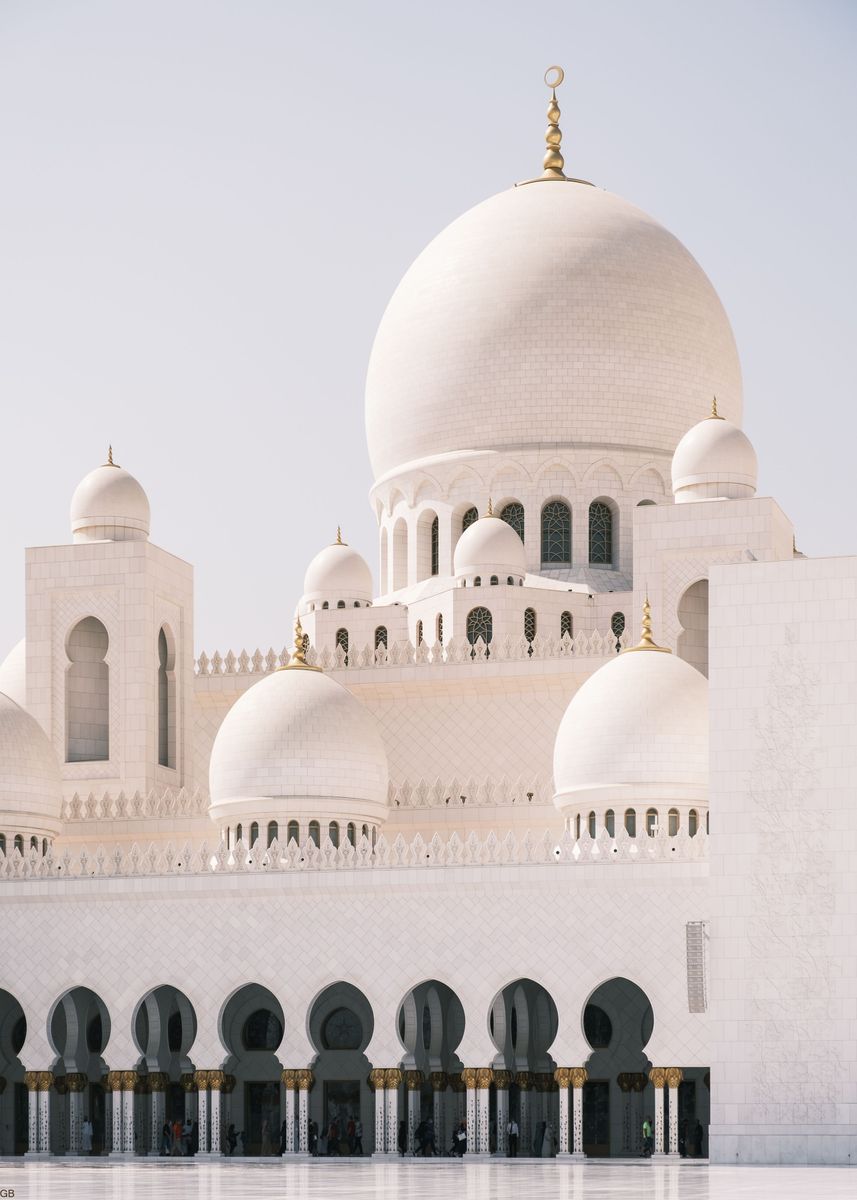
[
  {"x1": 0, "y1": 825, "x2": 708, "y2": 881},
  {"x1": 60, "y1": 787, "x2": 208, "y2": 823},
  {"x1": 194, "y1": 628, "x2": 629, "y2": 677}
]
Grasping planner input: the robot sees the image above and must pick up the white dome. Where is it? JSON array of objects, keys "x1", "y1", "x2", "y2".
[
  {"x1": 453, "y1": 512, "x2": 527, "y2": 582},
  {"x1": 366, "y1": 182, "x2": 742, "y2": 484},
  {"x1": 0, "y1": 692, "x2": 62, "y2": 838},
  {"x1": 209, "y1": 662, "x2": 389, "y2": 829},
  {"x1": 70, "y1": 452, "x2": 150, "y2": 542},
  {"x1": 672, "y1": 410, "x2": 758, "y2": 503},
  {"x1": 553, "y1": 641, "x2": 708, "y2": 812},
  {"x1": 301, "y1": 536, "x2": 373, "y2": 612},
  {"x1": 0, "y1": 639, "x2": 26, "y2": 709}
]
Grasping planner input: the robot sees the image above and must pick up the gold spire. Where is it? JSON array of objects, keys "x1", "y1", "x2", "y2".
[
  {"x1": 709, "y1": 395, "x2": 724, "y2": 420},
  {"x1": 621, "y1": 596, "x2": 672, "y2": 655},
  {"x1": 105, "y1": 445, "x2": 118, "y2": 467},
  {"x1": 542, "y1": 65, "x2": 567, "y2": 180},
  {"x1": 279, "y1": 615, "x2": 321, "y2": 672},
  {"x1": 487, "y1": 497, "x2": 494, "y2": 517},
  {"x1": 335, "y1": 526, "x2": 344, "y2": 545}
]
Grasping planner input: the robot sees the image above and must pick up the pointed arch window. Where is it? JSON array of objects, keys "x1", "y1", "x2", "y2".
[
  {"x1": 308, "y1": 820, "x2": 320, "y2": 845},
  {"x1": 524, "y1": 607, "x2": 537, "y2": 650},
  {"x1": 436, "y1": 614, "x2": 443, "y2": 645},
  {"x1": 374, "y1": 626, "x2": 387, "y2": 650},
  {"x1": 462, "y1": 506, "x2": 478, "y2": 532},
  {"x1": 415, "y1": 620, "x2": 424, "y2": 645},
  {"x1": 329, "y1": 821, "x2": 340, "y2": 849},
  {"x1": 541, "y1": 501, "x2": 571, "y2": 565},
  {"x1": 561, "y1": 611, "x2": 573, "y2": 640},
  {"x1": 287, "y1": 820, "x2": 299, "y2": 845},
  {"x1": 589, "y1": 501, "x2": 613, "y2": 565},
  {"x1": 250, "y1": 821, "x2": 259, "y2": 847},
  {"x1": 267, "y1": 821, "x2": 278, "y2": 847},
  {"x1": 157, "y1": 626, "x2": 176, "y2": 769},
  {"x1": 66, "y1": 616, "x2": 110, "y2": 762},
  {"x1": 611, "y1": 611, "x2": 625, "y2": 652},
  {"x1": 500, "y1": 502, "x2": 525, "y2": 541},
  {"x1": 430, "y1": 516, "x2": 439, "y2": 576},
  {"x1": 336, "y1": 628, "x2": 349, "y2": 665},
  {"x1": 466, "y1": 607, "x2": 493, "y2": 657}
]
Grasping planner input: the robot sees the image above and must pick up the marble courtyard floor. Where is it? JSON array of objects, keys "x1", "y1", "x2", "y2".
[{"x1": 0, "y1": 1158, "x2": 854, "y2": 1200}]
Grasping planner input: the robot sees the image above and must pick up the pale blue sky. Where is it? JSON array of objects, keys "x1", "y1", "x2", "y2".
[{"x1": 1, "y1": 0, "x2": 855, "y2": 654}]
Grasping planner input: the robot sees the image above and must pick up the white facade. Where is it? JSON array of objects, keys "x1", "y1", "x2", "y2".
[{"x1": 0, "y1": 78, "x2": 853, "y2": 1169}]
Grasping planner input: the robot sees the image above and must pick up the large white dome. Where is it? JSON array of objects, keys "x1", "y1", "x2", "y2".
[
  {"x1": 553, "y1": 633, "x2": 708, "y2": 813},
  {"x1": 0, "y1": 692, "x2": 62, "y2": 839},
  {"x1": 209, "y1": 658, "x2": 389, "y2": 829},
  {"x1": 70, "y1": 451, "x2": 150, "y2": 543},
  {"x1": 366, "y1": 182, "x2": 742, "y2": 483}
]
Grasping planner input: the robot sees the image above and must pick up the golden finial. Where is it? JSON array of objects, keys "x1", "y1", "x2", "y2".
[
  {"x1": 279, "y1": 614, "x2": 321, "y2": 672},
  {"x1": 335, "y1": 526, "x2": 343, "y2": 545},
  {"x1": 542, "y1": 65, "x2": 567, "y2": 180},
  {"x1": 710, "y1": 395, "x2": 724, "y2": 420},
  {"x1": 622, "y1": 595, "x2": 671, "y2": 655},
  {"x1": 487, "y1": 497, "x2": 494, "y2": 517},
  {"x1": 105, "y1": 444, "x2": 118, "y2": 467}
]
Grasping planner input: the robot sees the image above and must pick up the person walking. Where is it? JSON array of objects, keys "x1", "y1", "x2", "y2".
[
  {"x1": 507, "y1": 1117, "x2": 519, "y2": 1158},
  {"x1": 454, "y1": 1119, "x2": 467, "y2": 1156},
  {"x1": 261, "y1": 1117, "x2": 272, "y2": 1156},
  {"x1": 424, "y1": 1115, "x2": 436, "y2": 1156},
  {"x1": 171, "y1": 1117, "x2": 182, "y2": 1156},
  {"x1": 226, "y1": 1123, "x2": 238, "y2": 1156},
  {"x1": 81, "y1": 1117, "x2": 93, "y2": 1155},
  {"x1": 353, "y1": 1118, "x2": 363, "y2": 1156},
  {"x1": 542, "y1": 1120, "x2": 557, "y2": 1157},
  {"x1": 182, "y1": 1117, "x2": 192, "y2": 1156},
  {"x1": 308, "y1": 1118, "x2": 318, "y2": 1156},
  {"x1": 642, "y1": 1116, "x2": 653, "y2": 1157},
  {"x1": 160, "y1": 1121, "x2": 171, "y2": 1156}
]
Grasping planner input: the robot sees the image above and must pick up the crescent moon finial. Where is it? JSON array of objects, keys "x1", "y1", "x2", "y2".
[
  {"x1": 544, "y1": 65, "x2": 564, "y2": 92},
  {"x1": 541, "y1": 65, "x2": 567, "y2": 180}
]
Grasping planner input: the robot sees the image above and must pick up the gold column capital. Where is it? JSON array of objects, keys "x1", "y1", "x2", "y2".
[
  {"x1": 25, "y1": 1070, "x2": 54, "y2": 1092},
  {"x1": 475, "y1": 1068, "x2": 494, "y2": 1089},
  {"x1": 368, "y1": 1068, "x2": 386, "y2": 1090},
  {"x1": 105, "y1": 1071, "x2": 124, "y2": 1092},
  {"x1": 221, "y1": 1074, "x2": 237, "y2": 1094},
  {"x1": 383, "y1": 1068, "x2": 402, "y2": 1089},
  {"x1": 208, "y1": 1071, "x2": 226, "y2": 1091},
  {"x1": 461, "y1": 1067, "x2": 478, "y2": 1089},
  {"x1": 405, "y1": 1069, "x2": 424, "y2": 1091},
  {"x1": 295, "y1": 1069, "x2": 315, "y2": 1091},
  {"x1": 53, "y1": 1075, "x2": 69, "y2": 1096},
  {"x1": 649, "y1": 1067, "x2": 666, "y2": 1090},
  {"x1": 134, "y1": 1076, "x2": 150, "y2": 1096},
  {"x1": 148, "y1": 1071, "x2": 170, "y2": 1093},
  {"x1": 282, "y1": 1069, "x2": 297, "y2": 1089},
  {"x1": 429, "y1": 1071, "x2": 449, "y2": 1091},
  {"x1": 617, "y1": 1072, "x2": 647, "y2": 1093},
  {"x1": 180, "y1": 1073, "x2": 198, "y2": 1093},
  {"x1": 119, "y1": 1070, "x2": 138, "y2": 1091},
  {"x1": 193, "y1": 1070, "x2": 210, "y2": 1090},
  {"x1": 64, "y1": 1071, "x2": 87, "y2": 1093},
  {"x1": 665, "y1": 1067, "x2": 684, "y2": 1089},
  {"x1": 569, "y1": 1067, "x2": 588, "y2": 1089},
  {"x1": 514, "y1": 1070, "x2": 533, "y2": 1090},
  {"x1": 554, "y1": 1067, "x2": 571, "y2": 1087},
  {"x1": 492, "y1": 1070, "x2": 512, "y2": 1090},
  {"x1": 447, "y1": 1072, "x2": 465, "y2": 1093}
]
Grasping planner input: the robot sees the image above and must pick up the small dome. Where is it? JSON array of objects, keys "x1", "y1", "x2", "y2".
[
  {"x1": 672, "y1": 406, "x2": 757, "y2": 503},
  {"x1": 70, "y1": 449, "x2": 150, "y2": 542},
  {"x1": 453, "y1": 510, "x2": 527, "y2": 582},
  {"x1": 301, "y1": 533, "x2": 373, "y2": 612},
  {"x1": 553, "y1": 626, "x2": 708, "y2": 812},
  {"x1": 0, "y1": 693, "x2": 62, "y2": 838},
  {"x1": 209, "y1": 650, "x2": 389, "y2": 830},
  {"x1": 0, "y1": 639, "x2": 26, "y2": 709}
]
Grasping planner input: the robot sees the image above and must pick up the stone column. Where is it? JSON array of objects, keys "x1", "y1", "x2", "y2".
[
  {"x1": 282, "y1": 1071, "x2": 297, "y2": 1154},
  {"x1": 554, "y1": 1068, "x2": 570, "y2": 1156},
  {"x1": 369, "y1": 1069, "x2": 386, "y2": 1155},
  {"x1": 52, "y1": 1076, "x2": 67, "y2": 1155},
  {"x1": 148, "y1": 1072, "x2": 169, "y2": 1155},
  {"x1": 66, "y1": 1073, "x2": 86, "y2": 1154},
  {"x1": 134, "y1": 1076, "x2": 149, "y2": 1156},
  {"x1": 493, "y1": 1072, "x2": 510, "y2": 1156},
  {"x1": 181, "y1": 1073, "x2": 198, "y2": 1137},
  {"x1": 570, "y1": 1068, "x2": 587, "y2": 1158},
  {"x1": 405, "y1": 1070, "x2": 422, "y2": 1155},
  {"x1": 384, "y1": 1069, "x2": 401, "y2": 1154},
  {"x1": 106, "y1": 1072, "x2": 123, "y2": 1155},
  {"x1": 221, "y1": 1074, "x2": 236, "y2": 1139},
  {"x1": 649, "y1": 1068, "x2": 666, "y2": 1156},
  {"x1": 296, "y1": 1069, "x2": 314, "y2": 1154},
  {"x1": 666, "y1": 1068, "x2": 683, "y2": 1155},
  {"x1": 37, "y1": 1075, "x2": 52, "y2": 1154},
  {"x1": 461, "y1": 1069, "x2": 477, "y2": 1153},
  {"x1": 475, "y1": 1068, "x2": 493, "y2": 1154},
  {"x1": 429, "y1": 1072, "x2": 447, "y2": 1155},
  {"x1": 209, "y1": 1071, "x2": 224, "y2": 1154},
  {"x1": 515, "y1": 1072, "x2": 532, "y2": 1154},
  {"x1": 24, "y1": 1072, "x2": 39, "y2": 1154},
  {"x1": 121, "y1": 1071, "x2": 137, "y2": 1154},
  {"x1": 194, "y1": 1071, "x2": 209, "y2": 1154},
  {"x1": 448, "y1": 1072, "x2": 465, "y2": 1148}
]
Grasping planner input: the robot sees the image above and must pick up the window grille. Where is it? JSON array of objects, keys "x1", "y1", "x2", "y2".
[
  {"x1": 589, "y1": 501, "x2": 613, "y2": 565},
  {"x1": 500, "y1": 501, "x2": 525, "y2": 541},
  {"x1": 541, "y1": 501, "x2": 571, "y2": 564}
]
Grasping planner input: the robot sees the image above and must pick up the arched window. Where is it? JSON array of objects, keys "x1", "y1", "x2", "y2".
[
  {"x1": 302, "y1": 632, "x2": 310, "y2": 659},
  {"x1": 42, "y1": 838, "x2": 48, "y2": 855},
  {"x1": 267, "y1": 821, "x2": 278, "y2": 847},
  {"x1": 575, "y1": 814, "x2": 581, "y2": 839},
  {"x1": 393, "y1": 517, "x2": 408, "y2": 591},
  {"x1": 431, "y1": 516, "x2": 439, "y2": 576},
  {"x1": 436, "y1": 614, "x2": 443, "y2": 644},
  {"x1": 329, "y1": 821, "x2": 340, "y2": 848},
  {"x1": 637, "y1": 499, "x2": 656, "y2": 506},
  {"x1": 706, "y1": 811, "x2": 710, "y2": 834},
  {"x1": 541, "y1": 501, "x2": 571, "y2": 565},
  {"x1": 336, "y1": 628, "x2": 349, "y2": 665},
  {"x1": 611, "y1": 611, "x2": 625, "y2": 652},
  {"x1": 243, "y1": 1009, "x2": 283, "y2": 1051},
  {"x1": 689, "y1": 809, "x2": 699, "y2": 837},
  {"x1": 361, "y1": 824, "x2": 369, "y2": 841},
  {"x1": 287, "y1": 820, "x2": 299, "y2": 845},
  {"x1": 490, "y1": 575, "x2": 498, "y2": 586},
  {"x1": 374, "y1": 626, "x2": 387, "y2": 650},
  {"x1": 500, "y1": 501, "x2": 525, "y2": 541},
  {"x1": 466, "y1": 607, "x2": 493, "y2": 656},
  {"x1": 646, "y1": 808, "x2": 658, "y2": 836},
  {"x1": 346, "y1": 822, "x2": 355, "y2": 846},
  {"x1": 474, "y1": 576, "x2": 481, "y2": 587},
  {"x1": 66, "y1": 616, "x2": 109, "y2": 762},
  {"x1": 668, "y1": 809, "x2": 679, "y2": 837},
  {"x1": 624, "y1": 809, "x2": 636, "y2": 837},
  {"x1": 30, "y1": 835, "x2": 38, "y2": 851},
  {"x1": 524, "y1": 609, "x2": 536, "y2": 655},
  {"x1": 353, "y1": 601, "x2": 360, "y2": 608},
  {"x1": 605, "y1": 809, "x2": 615, "y2": 837},
  {"x1": 14, "y1": 834, "x2": 23, "y2": 855},
  {"x1": 462, "y1": 506, "x2": 478, "y2": 532},
  {"x1": 250, "y1": 821, "x2": 259, "y2": 846},
  {"x1": 337, "y1": 600, "x2": 345, "y2": 609},
  {"x1": 415, "y1": 620, "x2": 423, "y2": 645},
  {"x1": 561, "y1": 611, "x2": 573, "y2": 639},
  {"x1": 157, "y1": 626, "x2": 176, "y2": 769},
  {"x1": 0, "y1": 834, "x2": 5, "y2": 855},
  {"x1": 236, "y1": 823, "x2": 244, "y2": 844},
  {"x1": 507, "y1": 576, "x2": 514, "y2": 585},
  {"x1": 589, "y1": 501, "x2": 613, "y2": 565},
  {"x1": 308, "y1": 820, "x2": 320, "y2": 845},
  {"x1": 588, "y1": 811, "x2": 596, "y2": 838}
]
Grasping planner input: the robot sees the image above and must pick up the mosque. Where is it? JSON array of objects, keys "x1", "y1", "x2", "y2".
[{"x1": 0, "y1": 68, "x2": 854, "y2": 1169}]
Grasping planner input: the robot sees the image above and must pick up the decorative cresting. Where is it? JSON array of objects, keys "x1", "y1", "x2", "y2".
[
  {"x1": 623, "y1": 595, "x2": 671, "y2": 656},
  {"x1": 278, "y1": 616, "x2": 320, "y2": 673},
  {"x1": 405, "y1": 1069, "x2": 424, "y2": 1091}
]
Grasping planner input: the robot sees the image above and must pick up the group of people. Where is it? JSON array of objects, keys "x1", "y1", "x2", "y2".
[
  {"x1": 305, "y1": 1115, "x2": 364, "y2": 1156},
  {"x1": 159, "y1": 1117, "x2": 198, "y2": 1156},
  {"x1": 641, "y1": 1116, "x2": 705, "y2": 1157}
]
